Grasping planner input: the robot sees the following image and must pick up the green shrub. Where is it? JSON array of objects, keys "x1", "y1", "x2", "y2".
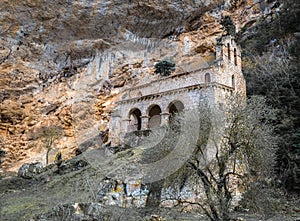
[
  {"x1": 221, "y1": 16, "x2": 236, "y2": 36},
  {"x1": 154, "y1": 60, "x2": 175, "y2": 76}
]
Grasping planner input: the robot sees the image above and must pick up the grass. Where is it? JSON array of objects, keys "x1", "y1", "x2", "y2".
[
  {"x1": 1, "y1": 146, "x2": 299, "y2": 221},
  {"x1": 0, "y1": 197, "x2": 48, "y2": 220}
]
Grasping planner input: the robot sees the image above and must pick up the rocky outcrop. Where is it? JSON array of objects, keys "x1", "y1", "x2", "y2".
[
  {"x1": 33, "y1": 202, "x2": 204, "y2": 221},
  {"x1": 0, "y1": 0, "x2": 278, "y2": 172},
  {"x1": 18, "y1": 162, "x2": 44, "y2": 179}
]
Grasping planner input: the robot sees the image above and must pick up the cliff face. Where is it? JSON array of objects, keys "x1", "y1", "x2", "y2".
[{"x1": 0, "y1": 0, "x2": 275, "y2": 172}]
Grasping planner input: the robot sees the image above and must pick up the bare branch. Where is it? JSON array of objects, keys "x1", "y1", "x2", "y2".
[{"x1": 0, "y1": 24, "x2": 14, "y2": 36}]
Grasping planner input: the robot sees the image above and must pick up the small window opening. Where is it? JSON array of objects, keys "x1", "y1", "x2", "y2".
[
  {"x1": 232, "y1": 75, "x2": 235, "y2": 88},
  {"x1": 234, "y1": 48, "x2": 237, "y2": 66},
  {"x1": 220, "y1": 45, "x2": 223, "y2": 58},
  {"x1": 205, "y1": 73, "x2": 211, "y2": 83},
  {"x1": 227, "y1": 43, "x2": 231, "y2": 61}
]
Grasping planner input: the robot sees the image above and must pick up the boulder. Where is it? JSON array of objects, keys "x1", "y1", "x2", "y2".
[{"x1": 18, "y1": 162, "x2": 44, "y2": 179}]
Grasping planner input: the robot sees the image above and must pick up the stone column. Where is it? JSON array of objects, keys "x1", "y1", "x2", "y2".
[
  {"x1": 140, "y1": 115, "x2": 149, "y2": 130},
  {"x1": 110, "y1": 111, "x2": 121, "y2": 147},
  {"x1": 123, "y1": 118, "x2": 131, "y2": 132},
  {"x1": 160, "y1": 112, "x2": 170, "y2": 126}
]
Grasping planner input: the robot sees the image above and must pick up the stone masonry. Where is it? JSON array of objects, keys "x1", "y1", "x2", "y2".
[{"x1": 109, "y1": 36, "x2": 246, "y2": 147}]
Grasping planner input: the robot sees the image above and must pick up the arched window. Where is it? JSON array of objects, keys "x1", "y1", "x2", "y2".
[
  {"x1": 234, "y1": 48, "x2": 237, "y2": 66},
  {"x1": 227, "y1": 43, "x2": 231, "y2": 61},
  {"x1": 128, "y1": 108, "x2": 142, "y2": 132},
  {"x1": 148, "y1": 105, "x2": 162, "y2": 129},
  {"x1": 205, "y1": 73, "x2": 211, "y2": 83},
  {"x1": 232, "y1": 75, "x2": 235, "y2": 88}
]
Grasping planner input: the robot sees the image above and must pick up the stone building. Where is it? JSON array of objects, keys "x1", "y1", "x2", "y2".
[{"x1": 109, "y1": 36, "x2": 246, "y2": 147}]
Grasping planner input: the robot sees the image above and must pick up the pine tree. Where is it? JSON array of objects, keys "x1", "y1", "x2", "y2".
[{"x1": 154, "y1": 60, "x2": 175, "y2": 76}]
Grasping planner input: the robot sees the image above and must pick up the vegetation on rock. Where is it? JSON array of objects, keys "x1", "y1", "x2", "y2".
[
  {"x1": 167, "y1": 95, "x2": 277, "y2": 221},
  {"x1": 238, "y1": 0, "x2": 300, "y2": 192},
  {"x1": 154, "y1": 60, "x2": 176, "y2": 76},
  {"x1": 220, "y1": 16, "x2": 236, "y2": 36},
  {"x1": 0, "y1": 0, "x2": 299, "y2": 220},
  {"x1": 34, "y1": 126, "x2": 64, "y2": 165}
]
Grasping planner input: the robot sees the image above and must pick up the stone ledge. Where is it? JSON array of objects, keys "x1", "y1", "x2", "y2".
[
  {"x1": 122, "y1": 66, "x2": 213, "y2": 93},
  {"x1": 117, "y1": 82, "x2": 233, "y2": 105}
]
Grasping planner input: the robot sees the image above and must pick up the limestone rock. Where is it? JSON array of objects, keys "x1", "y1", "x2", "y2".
[
  {"x1": 18, "y1": 162, "x2": 44, "y2": 179},
  {"x1": 0, "y1": 0, "x2": 274, "y2": 172}
]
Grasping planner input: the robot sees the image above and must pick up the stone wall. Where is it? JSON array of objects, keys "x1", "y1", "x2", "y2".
[{"x1": 109, "y1": 36, "x2": 245, "y2": 147}]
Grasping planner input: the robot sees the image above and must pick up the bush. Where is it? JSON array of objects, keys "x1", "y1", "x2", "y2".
[
  {"x1": 221, "y1": 16, "x2": 236, "y2": 36},
  {"x1": 154, "y1": 60, "x2": 175, "y2": 76},
  {"x1": 238, "y1": 181, "x2": 282, "y2": 219}
]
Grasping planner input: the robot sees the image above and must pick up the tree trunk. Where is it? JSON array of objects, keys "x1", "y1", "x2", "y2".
[
  {"x1": 46, "y1": 148, "x2": 51, "y2": 165},
  {"x1": 145, "y1": 180, "x2": 164, "y2": 207}
]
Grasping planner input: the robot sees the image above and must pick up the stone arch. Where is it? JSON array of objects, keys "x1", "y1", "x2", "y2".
[
  {"x1": 168, "y1": 100, "x2": 184, "y2": 115},
  {"x1": 167, "y1": 100, "x2": 184, "y2": 130},
  {"x1": 205, "y1": 73, "x2": 211, "y2": 83},
  {"x1": 128, "y1": 108, "x2": 142, "y2": 131},
  {"x1": 148, "y1": 104, "x2": 162, "y2": 129}
]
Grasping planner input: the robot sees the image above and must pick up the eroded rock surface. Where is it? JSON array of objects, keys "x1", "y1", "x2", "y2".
[{"x1": 0, "y1": 0, "x2": 278, "y2": 172}]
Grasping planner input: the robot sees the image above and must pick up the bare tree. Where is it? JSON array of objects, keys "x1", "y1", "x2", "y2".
[
  {"x1": 243, "y1": 44, "x2": 300, "y2": 191},
  {"x1": 36, "y1": 125, "x2": 64, "y2": 165},
  {"x1": 185, "y1": 95, "x2": 276, "y2": 221}
]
